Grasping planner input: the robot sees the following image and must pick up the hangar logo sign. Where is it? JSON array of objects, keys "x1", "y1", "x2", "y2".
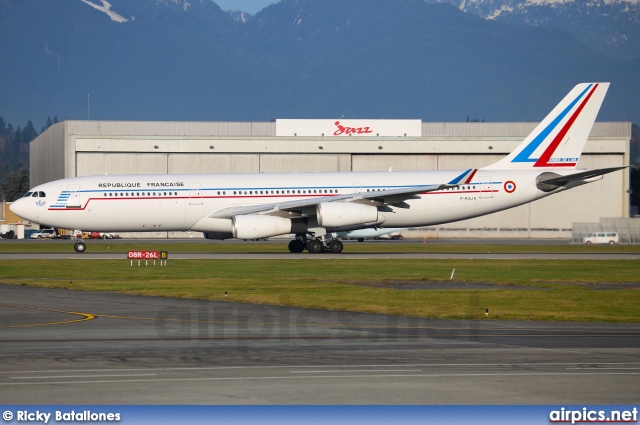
[
  {"x1": 333, "y1": 121, "x2": 373, "y2": 136},
  {"x1": 276, "y1": 119, "x2": 421, "y2": 137}
]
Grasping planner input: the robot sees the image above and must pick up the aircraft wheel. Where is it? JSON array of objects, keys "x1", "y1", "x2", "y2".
[
  {"x1": 328, "y1": 240, "x2": 343, "y2": 254},
  {"x1": 74, "y1": 241, "x2": 87, "y2": 253},
  {"x1": 306, "y1": 239, "x2": 324, "y2": 254},
  {"x1": 288, "y1": 239, "x2": 305, "y2": 253},
  {"x1": 609, "y1": 241, "x2": 615, "y2": 245}
]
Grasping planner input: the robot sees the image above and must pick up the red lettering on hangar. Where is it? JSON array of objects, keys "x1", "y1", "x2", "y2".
[{"x1": 333, "y1": 121, "x2": 374, "y2": 136}]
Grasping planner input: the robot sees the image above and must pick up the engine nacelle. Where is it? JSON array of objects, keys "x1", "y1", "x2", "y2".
[
  {"x1": 232, "y1": 215, "x2": 292, "y2": 239},
  {"x1": 316, "y1": 202, "x2": 379, "y2": 227}
]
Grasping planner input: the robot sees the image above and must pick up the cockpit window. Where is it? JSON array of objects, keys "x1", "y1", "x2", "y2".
[
  {"x1": 32, "y1": 192, "x2": 38, "y2": 197},
  {"x1": 38, "y1": 191, "x2": 46, "y2": 197},
  {"x1": 24, "y1": 192, "x2": 33, "y2": 197}
]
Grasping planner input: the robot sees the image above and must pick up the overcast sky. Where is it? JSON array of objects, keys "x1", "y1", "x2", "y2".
[{"x1": 213, "y1": 0, "x2": 279, "y2": 14}]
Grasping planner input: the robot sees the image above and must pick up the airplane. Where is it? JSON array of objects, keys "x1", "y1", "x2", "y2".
[
  {"x1": 334, "y1": 228, "x2": 406, "y2": 242},
  {"x1": 11, "y1": 83, "x2": 625, "y2": 254}
]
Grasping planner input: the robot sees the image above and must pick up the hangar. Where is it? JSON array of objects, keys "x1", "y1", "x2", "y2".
[{"x1": 29, "y1": 119, "x2": 631, "y2": 238}]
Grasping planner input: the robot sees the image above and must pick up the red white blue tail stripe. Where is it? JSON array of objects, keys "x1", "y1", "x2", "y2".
[{"x1": 484, "y1": 83, "x2": 609, "y2": 170}]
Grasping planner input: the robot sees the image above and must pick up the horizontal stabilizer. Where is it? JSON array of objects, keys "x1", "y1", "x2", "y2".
[{"x1": 536, "y1": 166, "x2": 627, "y2": 192}]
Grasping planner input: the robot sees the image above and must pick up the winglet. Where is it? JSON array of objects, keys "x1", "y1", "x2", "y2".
[{"x1": 448, "y1": 168, "x2": 478, "y2": 185}]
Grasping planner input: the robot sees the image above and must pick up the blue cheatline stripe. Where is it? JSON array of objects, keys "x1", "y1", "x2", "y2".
[{"x1": 512, "y1": 84, "x2": 592, "y2": 163}]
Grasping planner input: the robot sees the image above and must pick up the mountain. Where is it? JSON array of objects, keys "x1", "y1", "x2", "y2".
[
  {"x1": 0, "y1": 0, "x2": 638, "y2": 128},
  {"x1": 228, "y1": 10, "x2": 253, "y2": 22},
  {"x1": 426, "y1": 0, "x2": 640, "y2": 60}
]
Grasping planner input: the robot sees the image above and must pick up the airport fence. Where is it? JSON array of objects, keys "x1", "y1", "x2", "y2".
[{"x1": 572, "y1": 218, "x2": 640, "y2": 244}]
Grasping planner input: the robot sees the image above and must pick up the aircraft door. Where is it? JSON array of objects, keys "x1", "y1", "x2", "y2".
[
  {"x1": 189, "y1": 183, "x2": 203, "y2": 205},
  {"x1": 478, "y1": 176, "x2": 493, "y2": 199},
  {"x1": 353, "y1": 183, "x2": 362, "y2": 194},
  {"x1": 66, "y1": 184, "x2": 81, "y2": 208}
]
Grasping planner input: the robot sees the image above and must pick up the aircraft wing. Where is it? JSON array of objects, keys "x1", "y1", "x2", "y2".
[{"x1": 208, "y1": 169, "x2": 477, "y2": 219}]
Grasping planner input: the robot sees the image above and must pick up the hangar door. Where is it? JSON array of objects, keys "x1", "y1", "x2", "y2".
[
  {"x1": 168, "y1": 154, "x2": 259, "y2": 174},
  {"x1": 352, "y1": 155, "x2": 437, "y2": 171},
  {"x1": 76, "y1": 153, "x2": 168, "y2": 176},
  {"x1": 260, "y1": 155, "x2": 351, "y2": 172}
]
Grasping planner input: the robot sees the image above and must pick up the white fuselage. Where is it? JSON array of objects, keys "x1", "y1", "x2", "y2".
[{"x1": 11, "y1": 168, "x2": 568, "y2": 233}]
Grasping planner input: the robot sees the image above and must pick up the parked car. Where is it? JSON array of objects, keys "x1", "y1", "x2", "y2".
[
  {"x1": 30, "y1": 229, "x2": 57, "y2": 239},
  {"x1": 584, "y1": 232, "x2": 619, "y2": 244}
]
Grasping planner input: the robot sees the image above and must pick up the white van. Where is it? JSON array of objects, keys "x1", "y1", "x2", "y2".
[{"x1": 584, "y1": 232, "x2": 619, "y2": 244}]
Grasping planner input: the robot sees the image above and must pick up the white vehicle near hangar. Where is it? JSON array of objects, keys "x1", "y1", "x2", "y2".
[
  {"x1": 11, "y1": 83, "x2": 625, "y2": 253},
  {"x1": 30, "y1": 229, "x2": 57, "y2": 239},
  {"x1": 584, "y1": 232, "x2": 619, "y2": 244}
]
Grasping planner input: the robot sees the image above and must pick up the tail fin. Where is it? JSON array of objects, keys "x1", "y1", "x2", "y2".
[{"x1": 484, "y1": 83, "x2": 609, "y2": 170}]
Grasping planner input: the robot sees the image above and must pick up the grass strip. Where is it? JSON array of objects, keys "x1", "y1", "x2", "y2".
[{"x1": 1, "y1": 259, "x2": 638, "y2": 323}]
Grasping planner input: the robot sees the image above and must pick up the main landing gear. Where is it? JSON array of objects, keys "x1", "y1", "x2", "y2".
[{"x1": 288, "y1": 235, "x2": 344, "y2": 254}]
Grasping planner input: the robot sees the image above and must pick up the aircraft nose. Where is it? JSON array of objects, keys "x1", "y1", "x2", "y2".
[{"x1": 10, "y1": 198, "x2": 32, "y2": 221}]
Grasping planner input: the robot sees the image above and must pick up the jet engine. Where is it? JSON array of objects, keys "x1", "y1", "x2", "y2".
[
  {"x1": 232, "y1": 215, "x2": 292, "y2": 239},
  {"x1": 316, "y1": 202, "x2": 379, "y2": 227}
]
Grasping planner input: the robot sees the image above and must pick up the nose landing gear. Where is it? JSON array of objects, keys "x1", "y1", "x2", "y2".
[{"x1": 74, "y1": 240, "x2": 86, "y2": 253}]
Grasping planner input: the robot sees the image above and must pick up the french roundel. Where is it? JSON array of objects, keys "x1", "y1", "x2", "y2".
[{"x1": 504, "y1": 181, "x2": 516, "y2": 193}]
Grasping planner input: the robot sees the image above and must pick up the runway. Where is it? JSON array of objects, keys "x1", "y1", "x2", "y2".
[
  {"x1": 2, "y1": 238, "x2": 638, "y2": 260},
  {"x1": 1, "y1": 284, "x2": 638, "y2": 404},
  {"x1": 1, "y1": 252, "x2": 639, "y2": 260}
]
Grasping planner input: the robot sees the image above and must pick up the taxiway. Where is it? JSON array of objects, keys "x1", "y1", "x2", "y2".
[{"x1": 1, "y1": 284, "x2": 638, "y2": 404}]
